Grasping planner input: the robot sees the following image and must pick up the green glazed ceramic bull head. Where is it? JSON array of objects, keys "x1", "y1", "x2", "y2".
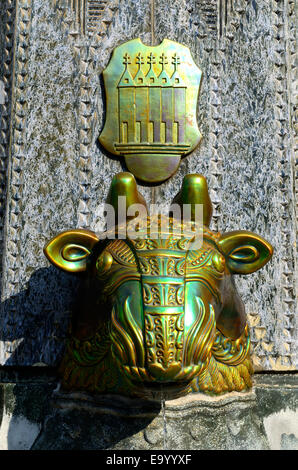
[{"x1": 44, "y1": 173, "x2": 273, "y2": 398}]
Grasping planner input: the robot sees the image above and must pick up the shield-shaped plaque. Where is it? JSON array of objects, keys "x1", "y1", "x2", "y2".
[{"x1": 99, "y1": 38, "x2": 202, "y2": 183}]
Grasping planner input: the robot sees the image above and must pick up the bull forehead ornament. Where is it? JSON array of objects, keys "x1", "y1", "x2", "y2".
[{"x1": 44, "y1": 173, "x2": 273, "y2": 399}]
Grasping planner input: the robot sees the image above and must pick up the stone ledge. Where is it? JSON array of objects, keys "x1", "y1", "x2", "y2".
[
  {"x1": 53, "y1": 387, "x2": 256, "y2": 418},
  {"x1": 253, "y1": 373, "x2": 298, "y2": 388},
  {"x1": 1, "y1": 375, "x2": 297, "y2": 449}
]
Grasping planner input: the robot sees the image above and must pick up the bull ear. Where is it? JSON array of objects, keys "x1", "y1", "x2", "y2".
[
  {"x1": 44, "y1": 229, "x2": 99, "y2": 273},
  {"x1": 218, "y1": 231, "x2": 273, "y2": 274}
]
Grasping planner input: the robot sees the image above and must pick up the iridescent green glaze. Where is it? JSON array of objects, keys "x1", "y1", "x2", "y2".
[
  {"x1": 99, "y1": 38, "x2": 202, "y2": 183},
  {"x1": 44, "y1": 173, "x2": 273, "y2": 398},
  {"x1": 172, "y1": 174, "x2": 213, "y2": 226},
  {"x1": 106, "y1": 172, "x2": 148, "y2": 220}
]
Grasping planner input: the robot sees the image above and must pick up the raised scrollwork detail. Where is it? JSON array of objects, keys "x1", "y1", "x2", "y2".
[{"x1": 212, "y1": 325, "x2": 250, "y2": 366}]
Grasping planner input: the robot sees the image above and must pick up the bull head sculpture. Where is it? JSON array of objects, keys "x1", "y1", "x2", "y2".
[{"x1": 44, "y1": 172, "x2": 273, "y2": 399}]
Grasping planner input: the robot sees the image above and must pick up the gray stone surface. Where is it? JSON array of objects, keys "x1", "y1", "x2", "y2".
[
  {"x1": 0, "y1": 1, "x2": 16, "y2": 285},
  {"x1": 0, "y1": 367, "x2": 57, "y2": 450},
  {"x1": 0, "y1": 372, "x2": 297, "y2": 450},
  {"x1": 254, "y1": 373, "x2": 298, "y2": 450},
  {"x1": 33, "y1": 390, "x2": 269, "y2": 450}
]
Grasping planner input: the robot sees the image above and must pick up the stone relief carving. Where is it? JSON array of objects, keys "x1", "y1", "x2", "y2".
[
  {"x1": 0, "y1": 0, "x2": 296, "y2": 375},
  {"x1": 51, "y1": 0, "x2": 118, "y2": 38},
  {"x1": 0, "y1": 0, "x2": 16, "y2": 284},
  {"x1": 189, "y1": 0, "x2": 250, "y2": 39}
]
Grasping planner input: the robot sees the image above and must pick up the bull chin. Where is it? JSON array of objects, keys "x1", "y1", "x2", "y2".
[{"x1": 121, "y1": 362, "x2": 205, "y2": 386}]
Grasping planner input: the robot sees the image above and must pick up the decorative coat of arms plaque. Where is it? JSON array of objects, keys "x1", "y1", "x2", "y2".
[{"x1": 99, "y1": 38, "x2": 202, "y2": 183}]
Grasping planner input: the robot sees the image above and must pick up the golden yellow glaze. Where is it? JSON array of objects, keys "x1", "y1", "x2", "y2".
[
  {"x1": 44, "y1": 173, "x2": 273, "y2": 398},
  {"x1": 44, "y1": 229, "x2": 99, "y2": 273}
]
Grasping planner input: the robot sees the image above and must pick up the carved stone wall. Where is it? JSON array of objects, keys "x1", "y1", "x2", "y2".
[
  {"x1": 0, "y1": 0, "x2": 297, "y2": 374},
  {"x1": 0, "y1": 1, "x2": 16, "y2": 285}
]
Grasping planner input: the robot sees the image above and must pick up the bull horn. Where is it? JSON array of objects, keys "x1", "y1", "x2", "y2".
[
  {"x1": 106, "y1": 172, "x2": 148, "y2": 223},
  {"x1": 172, "y1": 174, "x2": 213, "y2": 227}
]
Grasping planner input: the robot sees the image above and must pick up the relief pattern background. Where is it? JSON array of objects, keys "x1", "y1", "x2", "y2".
[{"x1": 0, "y1": 0, "x2": 296, "y2": 370}]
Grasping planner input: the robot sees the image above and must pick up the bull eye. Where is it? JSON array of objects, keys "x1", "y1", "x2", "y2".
[
  {"x1": 229, "y1": 245, "x2": 259, "y2": 263},
  {"x1": 212, "y1": 252, "x2": 225, "y2": 272},
  {"x1": 61, "y1": 244, "x2": 90, "y2": 262},
  {"x1": 96, "y1": 251, "x2": 114, "y2": 274}
]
